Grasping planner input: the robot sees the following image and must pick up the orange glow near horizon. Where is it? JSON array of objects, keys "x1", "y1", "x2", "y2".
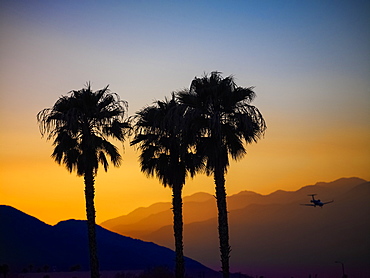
[{"x1": 1, "y1": 119, "x2": 369, "y2": 225}]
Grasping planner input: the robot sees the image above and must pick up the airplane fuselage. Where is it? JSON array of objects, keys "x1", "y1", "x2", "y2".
[{"x1": 310, "y1": 200, "x2": 324, "y2": 207}]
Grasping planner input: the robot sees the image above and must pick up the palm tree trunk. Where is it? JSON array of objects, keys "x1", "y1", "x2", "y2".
[
  {"x1": 172, "y1": 184, "x2": 185, "y2": 278},
  {"x1": 214, "y1": 168, "x2": 230, "y2": 278},
  {"x1": 84, "y1": 170, "x2": 100, "y2": 278}
]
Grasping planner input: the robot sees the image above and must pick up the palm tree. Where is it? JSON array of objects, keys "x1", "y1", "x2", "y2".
[
  {"x1": 0, "y1": 264, "x2": 10, "y2": 278},
  {"x1": 131, "y1": 95, "x2": 203, "y2": 278},
  {"x1": 37, "y1": 84, "x2": 131, "y2": 278},
  {"x1": 177, "y1": 72, "x2": 266, "y2": 278}
]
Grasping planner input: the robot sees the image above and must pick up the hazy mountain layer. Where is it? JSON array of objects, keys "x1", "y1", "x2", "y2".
[
  {"x1": 101, "y1": 177, "x2": 370, "y2": 277},
  {"x1": 100, "y1": 192, "x2": 216, "y2": 238}
]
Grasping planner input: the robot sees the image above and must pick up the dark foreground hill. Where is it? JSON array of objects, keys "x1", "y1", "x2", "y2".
[
  {"x1": 101, "y1": 177, "x2": 370, "y2": 278},
  {"x1": 0, "y1": 205, "x2": 219, "y2": 277}
]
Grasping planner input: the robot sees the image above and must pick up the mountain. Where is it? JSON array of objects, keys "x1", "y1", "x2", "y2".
[
  {"x1": 100, "y1": 192, "x2": 216, "y2": 239},
  {"x1": 186, "y1": 181, "x2": 370, "y2": 277},
  {"x1": 0, "y1": 205, "x2": 219, "y2": 277},
  {"x1": 100, "y1": 177, "x2": 366, "y2": 239},
  {"x1": 101, "y1": 177, "x2": 370, "y2": 277}
]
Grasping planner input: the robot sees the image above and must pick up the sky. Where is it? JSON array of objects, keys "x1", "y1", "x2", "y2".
[{"x1": 1, "y1": 0, "x2": 369, "y2": 225}]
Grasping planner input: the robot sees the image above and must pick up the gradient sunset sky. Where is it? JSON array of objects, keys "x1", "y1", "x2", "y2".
[{"x1": 1, "y1": 0, "x2": 369, "y2": 225}]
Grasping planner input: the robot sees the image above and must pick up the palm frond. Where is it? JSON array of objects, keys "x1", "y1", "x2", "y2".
[
  {"x1": 132, "y1": 96, "x2": 203, "y2": 188},
  {"x1": 176, "y1": 71, "x2": 266, "y2": 174},
  {"x1": 98, "y1": 151, "x2": 109, "y2": 171},
  {"x1": 37, "y1": 84, "x2": 130, "y2": 175}
]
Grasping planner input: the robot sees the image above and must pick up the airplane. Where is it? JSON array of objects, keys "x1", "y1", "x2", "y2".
[{"x1": 301, "y1": 194, "x2": 334, "y2": 207}]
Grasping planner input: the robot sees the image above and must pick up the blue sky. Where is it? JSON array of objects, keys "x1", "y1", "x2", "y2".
[{"x1": 2, "y1": 1, "x2": 369, "y2": 114}]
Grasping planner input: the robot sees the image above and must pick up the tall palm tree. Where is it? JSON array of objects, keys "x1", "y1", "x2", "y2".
[
  {"x1": 131, "y1": 95, "x2": 203, "y2": 278},
  {"x1": 37, "y1": 84, "x2": 131, "y2": 278},
  {"x1": 0, "y1": 264, "x2": 10, "y2": 278},
  {"x1": 177, "y1": 72, "x2": 266, "y2": 278}
]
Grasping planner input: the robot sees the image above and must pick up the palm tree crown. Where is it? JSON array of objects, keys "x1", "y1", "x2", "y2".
[
  {"x1": 37, "y1": 83, "x2": 131, "y2": 175},
  {"x1": 131, "y1": 95, "x2": 203, "y2": 187},
  {"x1": 177, "y1": 71, "x2": 266, "y2": 173}
]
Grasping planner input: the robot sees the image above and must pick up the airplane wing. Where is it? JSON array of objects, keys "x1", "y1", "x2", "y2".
[
  {"x1": 300, "y1": 204, "x2": 315, "y2": 206},
  {"x1": 323, "y1": 200, "x2": 334, "y2": 204}
]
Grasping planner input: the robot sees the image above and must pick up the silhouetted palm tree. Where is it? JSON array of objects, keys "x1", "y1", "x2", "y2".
[
  {"x1": 37, "y1": 84, "x2": 131, "y2": 278},
  {"x1": 131, "y1": 95, "x2": 203, "y2": 278},
  {"x1": 177, "y1": 72, "x2": 266, "y2": 278},
  {"x1": 0, "y1": 264, "x2": 10, "y2": 278}
]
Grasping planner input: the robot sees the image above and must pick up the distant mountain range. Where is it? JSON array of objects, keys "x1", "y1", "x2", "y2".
[
  {"x1": 101, "y1": 177, "x2": 370, "y2": 278},
  {"x1": 0, "y1": 205, "x2": 219, "y2": 277}
]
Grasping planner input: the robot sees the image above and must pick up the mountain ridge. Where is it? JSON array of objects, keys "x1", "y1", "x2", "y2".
[
  {"x1": 142, "y1": 181, "x2": 370, "y2": 277},
  {"x1": 2, "y1": 177, "x2": 368, "y2": 277},
  {"x1": 99, "y1": 177, "x2": 370, "y2": 277},
  {"x1": 0, "y1": 205, "x2": 218, "y2": 277},
  {"x1": 100, "y1": 177, "x2": 367, "y2": 235}
]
